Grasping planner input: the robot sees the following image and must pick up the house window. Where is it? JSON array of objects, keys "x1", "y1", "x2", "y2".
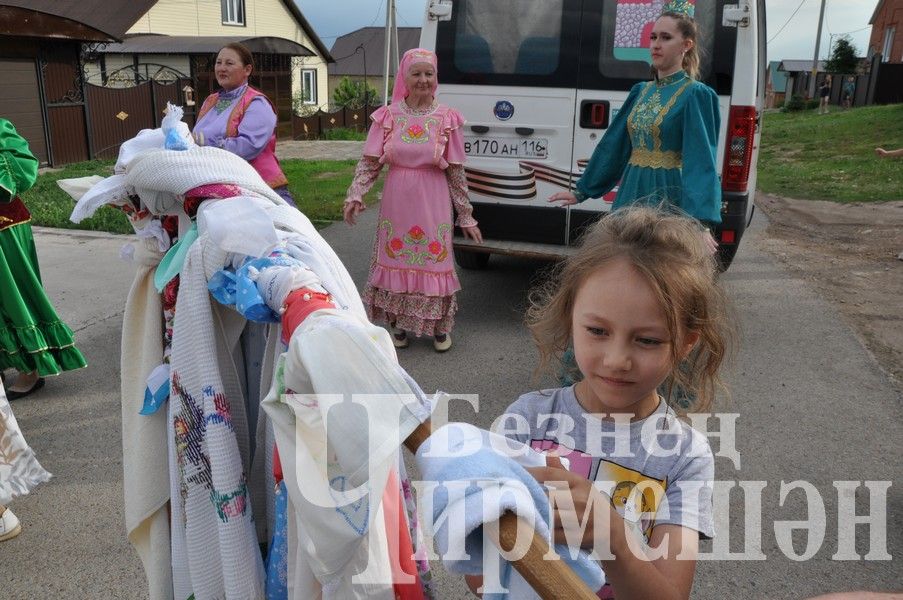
[
  {"x1": 301, "y1": 69, "x2": 317, "y2": 104},
  {"x1": 882, "y1": 27, "x2": 895, "y2": 62},
  {"x1": 222, "y1": 0, "x2": 245, "y2": 26}
]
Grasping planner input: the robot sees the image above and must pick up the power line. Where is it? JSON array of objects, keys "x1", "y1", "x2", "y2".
[{"x1": 768, "y1": 0, "x2": 809, "y2": 44}]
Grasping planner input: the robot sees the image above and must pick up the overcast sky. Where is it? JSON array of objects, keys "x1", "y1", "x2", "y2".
[{"x1": 297, "y1": 0, "x2": 876, "y2": 64}]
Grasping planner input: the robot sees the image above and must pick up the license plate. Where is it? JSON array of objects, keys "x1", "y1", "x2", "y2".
[{"x1": 463, "y1": 137, "x2": 548, "y2": 159}]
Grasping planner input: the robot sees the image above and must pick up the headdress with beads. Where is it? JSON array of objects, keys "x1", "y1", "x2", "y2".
[{"x1": 661, "y1": 0, "x2": 695, "y2": 18}]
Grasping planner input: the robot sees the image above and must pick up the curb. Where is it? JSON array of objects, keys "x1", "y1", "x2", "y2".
[{"x1": 31, "y1": 226, "x2": 137, "y2": 241}]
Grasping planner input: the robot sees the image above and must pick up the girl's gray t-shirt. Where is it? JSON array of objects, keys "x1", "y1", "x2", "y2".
[{"x1": 497, "y1": 385, "x2": 715, "y2": 541}]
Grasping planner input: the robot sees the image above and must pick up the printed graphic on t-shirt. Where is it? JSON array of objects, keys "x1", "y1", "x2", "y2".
[{"x1": 528, "y1": 439, "x2": 667, "y2": 539}]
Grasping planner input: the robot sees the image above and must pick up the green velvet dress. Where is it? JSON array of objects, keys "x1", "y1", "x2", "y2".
[
  {"x1": 0, "y1": 119, "x2": 87, "y2": 376},
  {"x1": 575, "y1": 70, "x2": 722, "y2": 225}
]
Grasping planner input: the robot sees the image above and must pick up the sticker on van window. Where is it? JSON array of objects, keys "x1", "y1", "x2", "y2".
[
  {"x1": 614, "y1": 0, "x2": 696, "y2": 61},
  {"x1": 493, "y1": 100, "x2": 515, "y2": 120}
]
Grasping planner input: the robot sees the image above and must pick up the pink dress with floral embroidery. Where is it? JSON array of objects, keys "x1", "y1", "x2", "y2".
[{"x1": 350, "y1": 102, "x2": 475, "y2": 336}]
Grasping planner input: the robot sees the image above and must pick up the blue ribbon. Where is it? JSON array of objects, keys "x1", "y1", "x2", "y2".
[
  {"x1": 140, "y1": 364, "x2": 171, "y2": 415},
  {"x1": 154, "y1": 222, "x2": 198, "y2": 292},
  {"x1": 208, "y1": 251, "x2": 300, "y2": 323}
]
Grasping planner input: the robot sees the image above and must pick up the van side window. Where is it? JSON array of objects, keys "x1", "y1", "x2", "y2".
[{"x1": 452, "y1": 0, "x2": 564, "y2": 75}]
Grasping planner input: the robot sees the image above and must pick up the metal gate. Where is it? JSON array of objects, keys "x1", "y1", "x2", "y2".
[{"x1": 85, "y1": 64, "x2": 195, "y2": 159}]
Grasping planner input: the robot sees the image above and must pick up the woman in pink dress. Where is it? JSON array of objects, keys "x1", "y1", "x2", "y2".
[{"x1": 343, "y1": 48, "x2": 482, "y2": 352}]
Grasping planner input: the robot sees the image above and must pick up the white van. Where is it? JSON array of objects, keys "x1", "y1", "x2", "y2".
[{"x1": 420, "y1": 0, "x2": 765, "y2": 269}]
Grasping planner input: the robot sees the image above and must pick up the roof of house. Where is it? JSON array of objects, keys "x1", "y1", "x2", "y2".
[
  {"x1": 767, "y1": 60, "x2": 788, "y2": 92},
  {"x1": 778, "y1": 59, "x2": 826, "y2": 73},
  {"x1": 0, "y1": 0, "x2": 157, "y2": 41},
  {"x1": 277, "y1": 0, "x2": 333, "y2": 62},
  {"x1": 329, "y1": 27, "x2": 421, "y2": 76},
  {"x1": 869, "y1": 0, "x2": 884, "y2": 24},
  {"x1": 97, "y1": 34, "x2": 316, "y2": 57}
]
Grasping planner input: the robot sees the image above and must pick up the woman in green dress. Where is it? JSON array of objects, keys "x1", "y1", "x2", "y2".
[
  {"x1": 550, "y1": 7, "x2": 721, "y2": 230},
  {"x1": 0, "y1": 119, "x2": 86, "y2": 399}
]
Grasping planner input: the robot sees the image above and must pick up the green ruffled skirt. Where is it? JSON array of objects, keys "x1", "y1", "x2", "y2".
[{"x1": 0, "y1": 222, "x2": 87, "y2": 376}]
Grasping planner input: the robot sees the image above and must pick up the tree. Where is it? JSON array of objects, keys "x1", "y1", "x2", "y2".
[
  {"x1": 332, "y1": 77, "x2": 379, "y2": 109},
  {"x1": 824, "y1": 36, "x2": 859, "y2": 74}
]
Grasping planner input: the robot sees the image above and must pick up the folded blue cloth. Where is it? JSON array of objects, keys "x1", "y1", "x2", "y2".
[{"x1": 415, "y1": 423, "x2": 604, "y2": 598}]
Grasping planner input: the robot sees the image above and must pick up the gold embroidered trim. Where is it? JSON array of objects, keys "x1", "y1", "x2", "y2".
[
  {"x1": 628, "y1": 148, "x2": 682, "y2": 169},
  {"x1": 628, "y1": 78, "x2": 693, "y2": 153}
]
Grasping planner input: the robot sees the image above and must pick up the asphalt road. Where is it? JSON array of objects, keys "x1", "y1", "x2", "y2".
[{"x1": 2, "y1": 207, "x2": 900, "y2": 599}]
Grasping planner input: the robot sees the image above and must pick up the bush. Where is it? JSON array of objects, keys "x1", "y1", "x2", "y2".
[
  {"x1": 782, "y1": 94, "x2": 822, "y2": 112},
  {"x1": 293, "y1": 100, "x2": 320, "y2": 117},
  {"x1": 320, "y1": 127, "x2": 366, "y2": 141},
  {"x1": 332, "y1": 77, "x2": 379, "y2": 109},
  {"x1": 783, "y1": 94, "x2": 807, "y2": 111}
]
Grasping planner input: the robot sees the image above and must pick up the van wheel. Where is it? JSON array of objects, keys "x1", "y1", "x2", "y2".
[
  {"x1": 717, "y1": 244, "x2": 739, "y2": 272},
  {"x1": 454, "y1": 248, "x2": 490, "y2": 270}
]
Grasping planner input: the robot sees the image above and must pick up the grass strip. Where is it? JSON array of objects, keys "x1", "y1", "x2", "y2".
[{"x1": 23, "y1": 158, "x2": 381, "y2": 233}]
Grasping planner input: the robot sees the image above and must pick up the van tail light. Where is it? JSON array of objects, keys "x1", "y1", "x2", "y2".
[{"x1": 722, "y1": 105, "x2": 757, "y2": 192}]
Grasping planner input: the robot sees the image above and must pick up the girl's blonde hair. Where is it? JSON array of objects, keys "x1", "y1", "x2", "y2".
[
  {"x1": 526, "y1": 206, "x2": 735, "y2": 412},
  {"x1": 659, "y1": 11, "x2": 702, "y2": 80}
]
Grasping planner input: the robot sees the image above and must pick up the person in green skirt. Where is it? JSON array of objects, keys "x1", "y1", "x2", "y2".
[{"x1": 0, "y1": 118, "x2": 87, "y2": 399}]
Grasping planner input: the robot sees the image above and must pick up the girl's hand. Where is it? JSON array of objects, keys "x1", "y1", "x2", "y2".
[
  {"x1": 527, "y1": 455, "x2": 611, "y2": 548},
  {"x1": 548, "y1": 191, "x2": 578, "y2": 206},
  {"x1": 461, "y1": 225, "x2": 483, "y2": 244},
  {"x1": 343, "y1": 200, "x2": 365, "y2": 226}
]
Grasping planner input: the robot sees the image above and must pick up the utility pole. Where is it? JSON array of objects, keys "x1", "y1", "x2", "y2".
[
  {"x1": 382, "y1": 0, "x2": 396, "y2": 105},
  {"x1": 808, "y1": 0, "x2": 827, "y2": 99}
]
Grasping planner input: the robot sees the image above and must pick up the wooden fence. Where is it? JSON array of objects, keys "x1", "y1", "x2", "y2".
[{"x1": 291, "y1": 105, "x2": 379, "y2": 140}]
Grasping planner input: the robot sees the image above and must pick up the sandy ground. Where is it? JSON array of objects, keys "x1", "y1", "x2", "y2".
[{"x1": 755, "y1": 192, "x2": 903, "y2": 387}]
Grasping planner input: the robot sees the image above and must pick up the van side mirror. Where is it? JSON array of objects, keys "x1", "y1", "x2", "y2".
[
  {"x1": 428, "y1": 0, "x2": 453, "y2": 21},
  {"x1": 722, "y1": 3, "x2": 749, "y2": 27}
]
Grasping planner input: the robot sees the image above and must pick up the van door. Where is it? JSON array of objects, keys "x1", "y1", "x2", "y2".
[{"x1": 433, "y1": 0, "x2": 583, "y2": 248}]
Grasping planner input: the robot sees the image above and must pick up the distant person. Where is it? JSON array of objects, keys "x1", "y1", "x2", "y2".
[
  {"x1": 842, "y1": 76, "x2": 855, "y2": 109},
  {"x1": 193, "y1": 42, "x2": 296, "y2": 206},
  {"x1": 818, "y1": 75, "x2": 832, "y2": 114},
  {"x1": 343, "y1": 48, "x2": 482, "y2": 352},
  {"x1": 875, "y1": 147, "x2": 903, "y2": 158},
  {"x1": 0, "y1": 118, "x2": 87, "y2": 400}
]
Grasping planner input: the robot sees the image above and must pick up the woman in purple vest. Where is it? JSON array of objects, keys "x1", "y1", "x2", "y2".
[{"x1": 193, "y1": 42, "x2": 296, "y2": 206}]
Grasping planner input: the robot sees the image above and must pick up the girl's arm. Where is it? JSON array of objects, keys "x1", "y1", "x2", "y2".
[
  {"x1": 573, "y1": 83, "x2": 643, "y2": 201},
  {"x1": 603, "y1": 523, "x2": 699, "y2": 600},
  {"x1": 679, "y1": 85, "x2": 722, "y2": 225},
  {"x1": 530, "y1": 461, "x2": 700, "y2": 600}
]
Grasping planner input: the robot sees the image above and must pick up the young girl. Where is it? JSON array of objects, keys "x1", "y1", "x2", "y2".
[{"x1": 472, "y1": 206, "x2": 733, "y2": 599}]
